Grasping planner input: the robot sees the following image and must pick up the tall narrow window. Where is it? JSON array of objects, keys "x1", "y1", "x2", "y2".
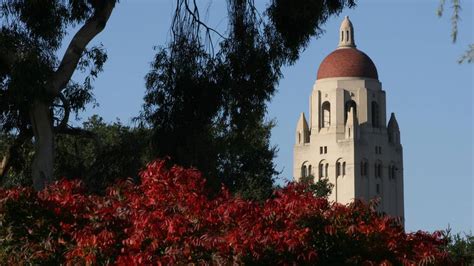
[
  {"x1": 341, "y1": 31, "x2": 344, "y2": 41},
  {"x1": 319, "y1": 163, "x2": 324, "y2": 178},
  {"x1": 374, "y1": 161, "x2": 383, "y2": 178},
  {"x1": 361, "y1": 160, "x2": 368, "y2": 176},
  {"x1": 322, "y1": 102, "x2": 331, "y2": 128},
  {"x1": 344, "y1": 100, "x2": 357, "y2": 123},
  {"x1": 342, "y1": 162, "x2": 346, "y2": 176},
  {"x1": 308, "y1": 165, "x2": 312, "y2": 176},
  {"x1": 325, "y1": 163, "x2": 329, "y2": 177},
  {"x1": 336, "y1": 161, "x2": 341, "y2": 176},
  {"x1": 372, "y1": 101, "x2": 380, "y2": 128},
  {"x1": 346, "y1": 30, "x2": 349, "y2": 42},
  {"x1": 301, "y1": 165, "x2": 307, "y2": 178}
]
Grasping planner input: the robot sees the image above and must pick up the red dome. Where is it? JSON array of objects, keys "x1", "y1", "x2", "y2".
[{"x1": 317, "y1": 48, "x2": 378, "y2": 80}]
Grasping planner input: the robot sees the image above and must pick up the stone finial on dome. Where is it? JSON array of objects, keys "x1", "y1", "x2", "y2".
[{"x1": 338, "y1": 16, "x2": 356, "y2": 48}]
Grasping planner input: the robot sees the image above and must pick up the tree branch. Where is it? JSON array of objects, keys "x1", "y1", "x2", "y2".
[
  {"x1": 0, "y1": 132, "x2": 31, "y2": 179},
  {"x1": 50, "y1": 0, "x2": 116, "y2": 95},
  {"x1": 0, "y1": 154, "x2": 9, "y2": 178},
  {"x1": 57, "y1": 93, "x2": 70, "y2": 130},
  {"x1": 182, "y1": 0, "x2": 227, "y2": 40}
]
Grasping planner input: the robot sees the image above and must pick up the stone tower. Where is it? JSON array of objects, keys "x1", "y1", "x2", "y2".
[{"x1": 293, "y1": 16, "x2": 404, "y2": 219}]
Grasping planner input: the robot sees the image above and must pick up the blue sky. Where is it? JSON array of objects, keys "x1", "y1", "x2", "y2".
[{"x1": 67, "y1": 0, "x2": 473, "y2": 234}]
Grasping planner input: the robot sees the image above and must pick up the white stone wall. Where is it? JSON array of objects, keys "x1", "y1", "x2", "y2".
[{"x1": 294, "y1": 77, "x2": 404, "y2": 220}]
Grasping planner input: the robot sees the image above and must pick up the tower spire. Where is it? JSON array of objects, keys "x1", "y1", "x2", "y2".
[{"x1": 338, "y1": 16, "x2": 356, "y2": 48}]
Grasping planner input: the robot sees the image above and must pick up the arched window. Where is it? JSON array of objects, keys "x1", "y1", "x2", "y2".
[
  {"x1": 322, "y1": 101, "x2": 331, "y2": 128},
  {"x1": 345, "y1": 100, "x2": 357, "y2": 123},
  {"x1": 301, "y1": 165, "x2": 307, "y2": 178},
  {"x1": 346, "y1": 30, "x2": 349, "y2": 42},
  {"x1": 372, "y1": 101, "x2": 380, "y2": 128},
  {"x1": 319, "y1": 160, "x2": 328, "y2": 178},
  {"x1": 301, "y1": 161, "x2": 312, "y2": 179},
  {"x1": 341, "y1": 31, "x2": 344, "y2": 41},
  {"x1": 337, "y1": 159, "x2": 346, "y2": 177}
]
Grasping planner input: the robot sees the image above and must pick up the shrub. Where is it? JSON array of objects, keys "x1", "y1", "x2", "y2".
[{"x1": 0, "y1": 160, "x2": 453, "y2": 264}]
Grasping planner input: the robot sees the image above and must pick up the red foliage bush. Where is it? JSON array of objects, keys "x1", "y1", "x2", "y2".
[{"x1": 0, "y1": 160, "x2": 451, "y2": 264}]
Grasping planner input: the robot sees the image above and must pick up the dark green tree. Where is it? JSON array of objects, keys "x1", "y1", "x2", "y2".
[
  {"x1": 442, "y1": 229, "x2": 474, "y2": 265},
  {"x1": 1, "y1": 115, "x2": 151, "y2": 192},
  {"x1": 0, "y1": 132, "x2": 33, "y2": 188},
  {"x1": 142, "y1": 0, "x2": 355, "y2": 199},
  {"x1": 55, "y1": 115, "x2": 151, "y2": 192},
  {"x1": 141, "y1": 35, "x2": 221, "y2": 190},
  {"x1": 299, "y1": 174, "x2": 334, "y2": 198},
  {"x1": 0, "y1": 0, "x2": 117, "y2": 190}
]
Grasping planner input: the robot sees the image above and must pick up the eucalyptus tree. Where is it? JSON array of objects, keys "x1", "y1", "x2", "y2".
[{"x1": 0, "y1": 1, "x2": 117, "y2": 190}]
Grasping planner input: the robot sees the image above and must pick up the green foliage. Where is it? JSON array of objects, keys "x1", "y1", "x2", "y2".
[
  {"x1": 299, "y1": 174, "x2": 334, "y2": 198},
  {"x1": 0, "y1": 133, "x2": 33, "y2": 188},
  {"x1": 0, "y1": 189, "x2": 63, "y2": 264},
  {"x1": 1, "y1": 115, "x2": 151, "y2": 192},
  {"x1": 268, "y1": 0, "x2": 355, "y2": 62},
  {"x1": 443, "y1": 229, "x2": 474, "y2": 265},
  {"x1": 0, "y1": 1, "x2": 116, "y2": 189},
  {"x1": 437, "y1": 0, "x2": 473, "y2": 64},
  {"x1": 0, "y1": 0, "x2": 110, "y2": 134},
  {"x1": 142, "y1": 36, "x2": 221, "y2": 189},
  {"x1": 55, "y1": 115, "x2": 151, "y2": 192},
  {"x1": 141, "y1": 0, "x2": 356, "y2": 200}
]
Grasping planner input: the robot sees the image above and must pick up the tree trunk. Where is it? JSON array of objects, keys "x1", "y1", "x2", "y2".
[{"x1": 29, "y1": 101, "x2": 54, "y2": 190}]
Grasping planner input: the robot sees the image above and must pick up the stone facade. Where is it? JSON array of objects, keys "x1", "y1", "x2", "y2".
[{"x1": 293, "y1": 17, "x2": 404, "y2": 220}]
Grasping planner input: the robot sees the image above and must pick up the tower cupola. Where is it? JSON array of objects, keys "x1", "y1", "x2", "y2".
[
  {"x1": 317, "y1": 16, "x2": 378, "y2": 80},
  {"x1": 338, "y1": 16, "x2": 356, "y2": 48}
]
